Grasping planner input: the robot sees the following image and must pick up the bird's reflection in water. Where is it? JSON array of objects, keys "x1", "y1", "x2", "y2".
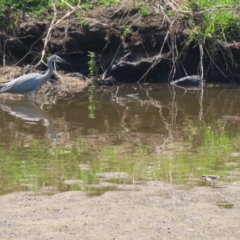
[{"x1": 0, "y1": 100, "x2": 60, "y2": 139}]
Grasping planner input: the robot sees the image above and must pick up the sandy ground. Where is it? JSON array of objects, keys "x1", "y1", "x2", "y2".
[{"x1": 0, "y1": 181, "x2": 240, "y2": 240}]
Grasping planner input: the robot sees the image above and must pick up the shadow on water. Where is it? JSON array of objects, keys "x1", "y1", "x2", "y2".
[{"x1": 0, "y1": 84, "x2": 240, "y2": 195}]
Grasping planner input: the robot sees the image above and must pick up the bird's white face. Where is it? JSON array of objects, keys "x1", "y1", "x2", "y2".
[
  {"x1": 54, "y1": 56, "x2": 64, "y2": 62},
  {"x1": 52, "y1": 55, "x2": 70, "y2": 65}
]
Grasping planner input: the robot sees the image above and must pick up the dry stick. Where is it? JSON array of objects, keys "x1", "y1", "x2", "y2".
[
  {"x1": 168, "y1": 34, "x2": 177, "y2": 81},
  {"x1": 61, "y1": 0, "x2": 84, "y2": 15},
  {"x1": 220, "y1": 25, "x2": 235, "y2": 67},
  {"x1": 83, "y1": 17, "x2": 108, "y2": 26},
  {"x1": 101, "y1": 44, "x2": 122, "y2": 79},
  {"x1": 137, "y1": 30, "x2": 170, "y2": 83},
  {"x1": 35, "y1": 4, "x2": 76, "y2": 68},
  {"x1": 35, "y1": 3, "x2": 57, "y2": 68},
  {"x1": 137, "y1": 7, "x2": 182, "y2": 83},
  {"x1": 61, "y1": 0, "x2": 75, "y2": 10},
  {"x1": 170, "y1": 23, "x2": 204, "y2": 87},
  {"x1": 161, "y1": 6, "x2": 177, "y2": 81},
  {"x1": 12, "y1": 35, "x2": 44, "y2": 67},
  {"x1": 170, "y1": 42, "x2": 205, "y2": 87},
  {"x1": 170, "y1": 42, "x2": 204, "y2": 87},
  {"x1": 217, "y1": 44, "x2": 230, "y2": 72},
  {"x1": 0, "y1": 32, "x2": 14, "y2": 68},
  {"x1": 154, "y1": 0, "x2": 178, "y2": 12},
  {"x1": 118, "y1": 5, "x2": 141, "y2": 27},
  {"x1": 157, "y1": 2, "x2": 170, "y2": 23},
  {"x1": 219, "y1": 28, "x2": 236, "y2": 83},
  {"x1": 162, "y1": 0, "x2": 179, "y2": 11},
  {"x1": 3, "y1": 40, "x2": 6, "y2": 67},
  {"x1": 203, "y1": 45, "x2": 228, "y2": 79},
  {"x1": 170, "y1": 75, "x2": 202, "y2": 86},
  {"x1": 168, "y1": 13, "x2": 188, "y2": 81},
  {"x1": 109, "y1": 4, "x2": 124, "y2": 18}
]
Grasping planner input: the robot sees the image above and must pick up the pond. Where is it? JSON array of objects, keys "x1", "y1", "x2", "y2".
[{"x1": 0, "y1": 83, "x2": 240, "y2": 195}]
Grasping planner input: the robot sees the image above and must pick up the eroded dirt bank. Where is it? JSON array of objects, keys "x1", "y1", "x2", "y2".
[
  {"x1": 0, "y1": 181, "x2": 240, "y2": 239},
  {"x1": 1, "y1": 5, "x2": 240, "y2": 84}
]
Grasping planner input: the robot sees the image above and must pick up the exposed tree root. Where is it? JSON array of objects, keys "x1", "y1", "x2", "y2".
[{"x1": 170, "y1": 75, "x2": 203, "y2": 86}]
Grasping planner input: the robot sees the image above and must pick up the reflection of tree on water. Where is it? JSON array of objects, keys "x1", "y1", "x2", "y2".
[
  {"x1": 110, "y1": 84, "x2": 233, "y2": 153},
  {"x1": 0, "y1": 100, "x2": 60, "y2": 139},
  {"x1": 108, "y1": 84, "x2": 238, "y2": 184}
]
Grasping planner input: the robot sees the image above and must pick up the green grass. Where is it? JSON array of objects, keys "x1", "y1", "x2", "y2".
[
  {"x1": 185, "y1": 0, "x2": 240, "y2": 43},
  {"x1": 1, "y1": 0, "x2": 239, "y2": 45},
  {"x1": 97, "y1": 0, "x2": 119, "y2": 6}
]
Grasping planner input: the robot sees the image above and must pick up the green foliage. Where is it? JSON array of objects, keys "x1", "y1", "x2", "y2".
[
  {"x1": 120, "y1": 26, "x2": 130, "y2": 39},
  {"x1": 136, "y1": 1, "x2": 151, "y2": 15},
  {"x1": 80, "y1": 19, "x2": 89, "y2": 26},
  {"x1": 0, "y1": 0, "x2": 50, "y2": 24},
  {"x1": 88, "y1": 51, "x2": 98, "y2": 84},
  {"x1": 186, "y1": 0, "x2": 240, "y2": 44},
  {"x1": 80, "y1": 2, "x2": 92, "y2": 10},
  {"x1": 55, "y1": 1, "x2": 68, "y2": 9},
  {"x1": 97, "y1": 0, "x2": 119, "y2": 7},
  {"x1": 67, "y1": 0, "x2": 80, "y2": 4},
  {"x1": 32, "y1": 7, "x2": 51, "y2": 18},
  {"x1": 1, "y1": 0, "x2": 49, "y2": 11},
  {"x1": 139, "y1": 7, "x2": 150, "y2": 16}
]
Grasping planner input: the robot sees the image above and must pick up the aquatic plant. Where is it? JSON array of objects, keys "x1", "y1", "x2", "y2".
[{"x1": 88, "y1": 51, "x2": 98, "y2": 84}]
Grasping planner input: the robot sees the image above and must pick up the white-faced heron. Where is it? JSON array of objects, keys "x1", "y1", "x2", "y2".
[{"x1": 0, "y1": 55, "x2": 69, "y2": 98}]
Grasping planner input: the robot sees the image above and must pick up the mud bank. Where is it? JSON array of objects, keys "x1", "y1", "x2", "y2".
[{"x1": 1, "y1": 5, "x2": 240, "y2": 84}]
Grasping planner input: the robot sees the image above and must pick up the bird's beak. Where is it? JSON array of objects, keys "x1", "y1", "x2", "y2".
[
  {"x1": 57, "y1": 57, "x2": 70, "y2": 65},
  {"x1": 61, "y1": 59, "x2": 71, "y2": 65}
]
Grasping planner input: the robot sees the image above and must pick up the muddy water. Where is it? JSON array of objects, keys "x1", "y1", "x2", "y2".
[{"x1": 0, "y1": 84, "x2": 240, "y2": 195}]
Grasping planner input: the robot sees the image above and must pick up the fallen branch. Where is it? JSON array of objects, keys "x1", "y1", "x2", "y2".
[
  {"x1": 170, "y1": 75, "x2": 202, "y2": 86},
  {"x1": 35, "y1": 3, "x2": 76, "y2": 68}
]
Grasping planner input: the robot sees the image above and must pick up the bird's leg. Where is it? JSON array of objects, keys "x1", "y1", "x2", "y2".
[{"x1": 26, "y1": 92, "x2": 35, "y2": 101}]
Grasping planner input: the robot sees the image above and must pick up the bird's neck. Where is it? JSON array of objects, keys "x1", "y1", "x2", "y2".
[{"x1": 41, "y1": 60, "x2": 54, "y2": 85}]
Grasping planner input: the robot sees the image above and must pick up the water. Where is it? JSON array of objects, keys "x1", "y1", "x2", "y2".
[{"x1": 0, "y1": 84, "x2": 240, "y2": 195}]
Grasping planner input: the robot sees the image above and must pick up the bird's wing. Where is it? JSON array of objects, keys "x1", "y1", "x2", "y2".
[{"x1": 0, "y1": 73, "x2": 43, "y2": 94}]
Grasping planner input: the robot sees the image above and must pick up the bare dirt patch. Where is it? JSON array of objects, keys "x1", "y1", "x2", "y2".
[{"x1": 0, "y1": 181, "x2": 240, "y2": 239}]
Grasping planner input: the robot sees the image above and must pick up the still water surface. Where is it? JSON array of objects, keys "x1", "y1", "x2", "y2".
[{"x1": 1, "y1": 84, "x2": 240, "y2": 195}]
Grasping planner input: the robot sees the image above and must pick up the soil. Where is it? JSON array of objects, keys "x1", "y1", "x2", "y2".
[
  {"x1": 1, "y1": 4, "x2": 240, "y2": 83},
  {"x1": 0, "y1": 181, "x2": 240, "y2": 239}
]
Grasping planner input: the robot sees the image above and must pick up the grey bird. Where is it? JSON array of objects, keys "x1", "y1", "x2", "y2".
[{"x1": 0, "y1": 55, "x2": 69, "y2": 98}]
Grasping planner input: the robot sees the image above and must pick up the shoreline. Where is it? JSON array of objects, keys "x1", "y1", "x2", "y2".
[{"x1": 0, "y1": 180, "x2": 239, "y2": 239}]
